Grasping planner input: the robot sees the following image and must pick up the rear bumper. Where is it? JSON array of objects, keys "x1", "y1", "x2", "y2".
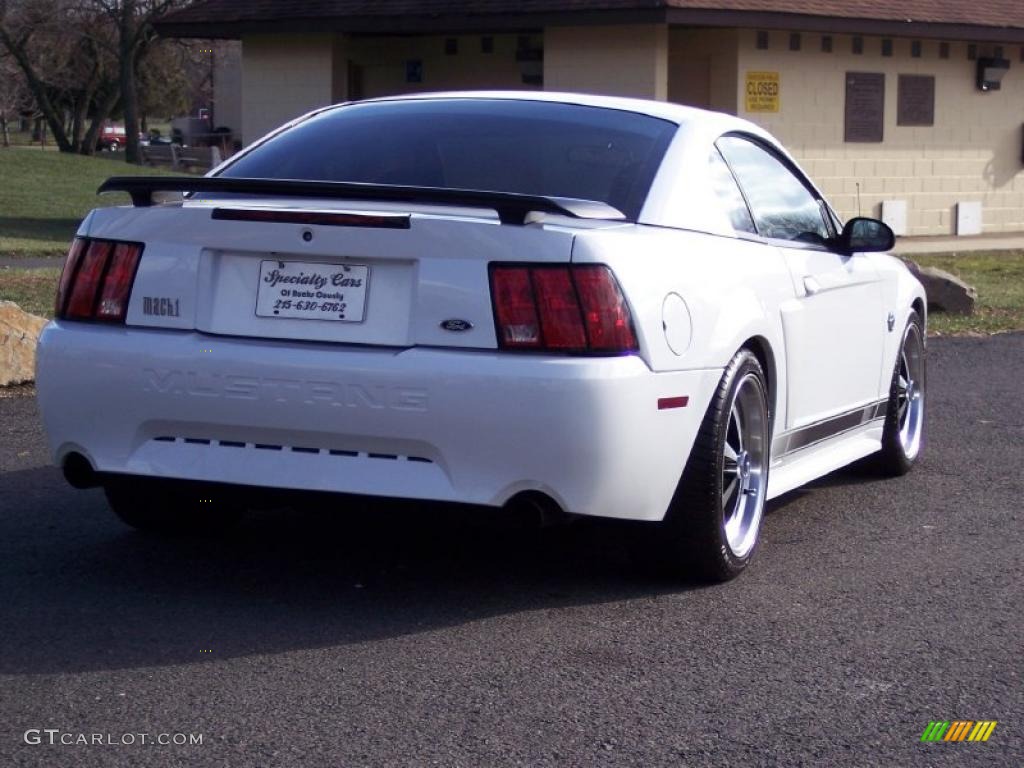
[{"x1": 36, "y1": 322, "x2": 720, "y2": 521}]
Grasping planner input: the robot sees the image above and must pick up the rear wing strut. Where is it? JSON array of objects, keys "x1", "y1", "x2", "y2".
[{"x1": 97, "y1": 176, "x2": 627, "y2": 226}]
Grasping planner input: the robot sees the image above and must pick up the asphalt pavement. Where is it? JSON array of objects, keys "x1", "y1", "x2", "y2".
[{"x1": 1, "y1": 334, "x2": 1021, "y2": 767}]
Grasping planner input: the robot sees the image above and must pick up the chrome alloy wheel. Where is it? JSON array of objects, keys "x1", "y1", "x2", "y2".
[
  {"x1": 896, "y1": 321, "x2": 925, "y2": 460},
  {"x1": 721, "y1": 372, "x2": 769, "y2": 558}
]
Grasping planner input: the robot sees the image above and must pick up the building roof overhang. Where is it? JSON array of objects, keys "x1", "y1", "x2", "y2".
[{"x1": 157, "y1": 2, "x2": 1024, "y2": 43}]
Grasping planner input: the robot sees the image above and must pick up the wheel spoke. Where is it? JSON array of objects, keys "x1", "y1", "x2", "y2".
[
  {"x1": 723, "y1": 442, "x2": 738, "y2": 463},
  {"x1": 723, "y1": 476, "x2": 739, "y2": 503},
  {"x1": 731, "y1": 405, "x2": 743, "y2": 452}
]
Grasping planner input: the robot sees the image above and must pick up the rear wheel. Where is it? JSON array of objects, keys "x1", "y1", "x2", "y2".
[
  {"x1": 104, "y1": 477, "x2": 243, "y2": 534},
  {"x1": 875, "y1": 311, "x2": 925, "y2": 475},
  {"x1": 642, "y1": 349, "x2": 770, "y2": 581}
]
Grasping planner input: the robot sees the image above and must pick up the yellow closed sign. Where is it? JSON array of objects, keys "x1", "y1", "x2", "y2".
[{"x1": 745, "y1": 71, "x2": 780, "y2": 112}]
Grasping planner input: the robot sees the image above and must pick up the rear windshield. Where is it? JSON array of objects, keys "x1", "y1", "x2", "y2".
[{"x1": 218, "y1": 99, "x2": 677, "y2": 220}]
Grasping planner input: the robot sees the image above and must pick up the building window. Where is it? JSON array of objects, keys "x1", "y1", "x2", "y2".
[
  {"x1": 756, "y1": 31, "x2": 769, "y2": 50},
  {"x1": 911, "y1": 40, "x2": 922, "y2": 58},
  {"x1": 821, "y1": 35, "x2": 833, "y2": 53},
  {"x1": 789, "y1": 33, "x2": 801, "y2": 51},
  {"x1": 994, "y1": 46, "x2": 1004, "y2": 59},
  {"x1": 940, "y1": 42, "x2": 950, "y2": 59},
  {"x1": 852, "y1": 37, "x2": 863, "y2": 55},
  {"x1": 445, "y1": 38, "x2": 458, "y2": 55},
  {"x1": 481, "y1": 36, "x2": 493, "y2": 54},
  {"x1": 967, "y1": 44, "x2": 977, "y2": 60},
  {"x1": 882, "y1": 39, "x2": 893, "y2": 57}
]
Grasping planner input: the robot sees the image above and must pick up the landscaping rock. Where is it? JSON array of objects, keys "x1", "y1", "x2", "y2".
[
  {"x1": 0, "y1": 301, "x2": 48, "y2": 386},
  {"x1": 900, "y1": 258, "x2": 977, "y2": 315}
]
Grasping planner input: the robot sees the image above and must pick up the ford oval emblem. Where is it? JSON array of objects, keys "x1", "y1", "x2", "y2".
[{"x1": 440, "y1": 318, "x2": 473, "y2": 332}]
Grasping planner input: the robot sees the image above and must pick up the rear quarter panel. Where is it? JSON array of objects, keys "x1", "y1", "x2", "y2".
[{"x1": 571, "y1": 226, "x2": 795, "y2": 427}]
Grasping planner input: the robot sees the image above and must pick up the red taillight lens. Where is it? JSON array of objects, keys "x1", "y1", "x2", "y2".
[
  {"x1": 56, "y1": 238, "x2": 143, "y2": 323},
  {"x1": 64, "y1": 240, "x2": 113, "y2": 319},
  {"x1": 531, "y1": 268, "x2": 587, "y2": 349},
  {"x1": 491, "y1": 267, "x2": 541, "y2": 348},
  {"x1": 55, "y1": 238, "x2": 87, "y2": 317},
  {"x1": 95, "y1": 243, "x2": 142, "y2": 321},
  {"x1": 573, "y1": 265, "x2": 638, "y2": 352},
  {"x1": 490, "y1": 264, "x2": 637, "y2": 354}
]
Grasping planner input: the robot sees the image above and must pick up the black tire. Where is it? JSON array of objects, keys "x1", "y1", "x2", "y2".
[
  {"x1": 875, "y1": 310, "x2": 926, "y2": 476},
  {"x1": 104, "y1": 476, "x2": 243, "y2": 534},
  {"x1": 640, "y1": 348, "x2": 771, "y2": 582}
]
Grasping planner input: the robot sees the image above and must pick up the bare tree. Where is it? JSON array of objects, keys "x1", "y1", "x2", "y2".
[
  {"x1": 1, "y1": 0, "x2": 186, "y2": 159},
  {"x1": 0, "y1": 0, "x2": 122, "y2": 154},
  {"x1": 0, "y1": 46, "x2": 29, "y2": 146},
  {"x1": 91, "y1": 0, "x2": 182, "y2": 163},
  {"x1": 0, "y1": 0, "x2": 75, "y2": 150}
]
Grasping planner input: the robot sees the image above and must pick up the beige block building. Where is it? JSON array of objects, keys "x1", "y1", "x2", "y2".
[{"x1": 160, "y1": 1, "x2": 1024, "y2": 237}]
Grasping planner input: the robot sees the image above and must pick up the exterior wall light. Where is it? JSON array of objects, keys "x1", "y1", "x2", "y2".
[{"x1": 976, "y1": 57, "x2": 1010, "y2": 91}]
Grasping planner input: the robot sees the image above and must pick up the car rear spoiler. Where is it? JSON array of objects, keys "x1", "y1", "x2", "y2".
[{"x1": 97, "y1": 176, "x2": 627, "y2": 226}]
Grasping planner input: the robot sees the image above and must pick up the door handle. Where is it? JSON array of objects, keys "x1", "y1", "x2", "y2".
[{"x1": 803, "y1": 275, "x2": 822, "y2": 295}]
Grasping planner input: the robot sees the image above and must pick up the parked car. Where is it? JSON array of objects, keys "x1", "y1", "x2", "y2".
[
  {"x1": 140, "y1": 133, "x2": 174, "y2": 147},
  {"x1": 36, "y1": 93, "x2": 925, "y2": 581},
  {"x1": 97, "y1": 122, "x2": 126, "y2": 151}
]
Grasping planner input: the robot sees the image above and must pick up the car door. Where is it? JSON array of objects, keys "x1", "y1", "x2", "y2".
[{"x1": 717, "y1": 134, "x2": 885, "y2": 431}]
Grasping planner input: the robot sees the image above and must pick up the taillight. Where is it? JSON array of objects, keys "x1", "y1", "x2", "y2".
[
  {"x1": 56, "y1": 238, "x2": 143, "y2": 322},
  {"x1": 489, "y1": 264, "x2": 638, "y2": 354},
  {"x1": 573, "y1": 265, "x2": 637, "y2": 352}
]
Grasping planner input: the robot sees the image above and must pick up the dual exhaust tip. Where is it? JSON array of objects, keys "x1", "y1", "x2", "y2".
[{"x1": 62, "y1": 452, "x2": 100, "y2": 489}]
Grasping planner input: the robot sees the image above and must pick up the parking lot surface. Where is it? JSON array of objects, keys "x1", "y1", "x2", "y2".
[{"x1": 1, "y1": 334, "x2": 1021, "y2": 767}]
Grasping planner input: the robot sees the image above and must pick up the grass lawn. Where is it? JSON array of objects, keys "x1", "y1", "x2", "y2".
[
  {"x1": 0, "y1": 147, "x2": 182, "y2": 257},
  {"x1": 0, "y1": 268, "x2": 60, "y2": 318},
  {"x1": 912, "y1": 251, "x2": 1024, "y2": 336}
]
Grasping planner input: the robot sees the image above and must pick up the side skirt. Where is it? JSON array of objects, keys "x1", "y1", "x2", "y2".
[{"x1": 766, "y1": 401, "x2": 887, "y2": 500}]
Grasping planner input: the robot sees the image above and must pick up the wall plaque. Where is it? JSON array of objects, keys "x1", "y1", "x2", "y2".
[
  {"x1": 845, "y1": 72, "x2": 885, "y2": 142},
  {"x1": 897, "y1": 74, "x2": 935, "y2": 126},
  {"x1": 745, "y1": 71, "x2": 780, "y2": 113}
]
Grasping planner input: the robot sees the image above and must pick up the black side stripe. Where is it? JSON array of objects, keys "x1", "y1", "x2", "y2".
[{"x1": 773, "y1": 399, "x2": 888, "y2": 457}]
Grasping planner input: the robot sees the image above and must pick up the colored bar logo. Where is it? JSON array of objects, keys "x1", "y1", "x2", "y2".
[{"x1": 921, "y1": 721, "x2": 997, "y2": 742}]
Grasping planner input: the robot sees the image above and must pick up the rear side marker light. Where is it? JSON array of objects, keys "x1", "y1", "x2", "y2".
[
  {"x1": 658, "y1": 396, "x2": 690, "y2": 410},
  {"x1": 56, "y1": 237, "x2": 143, "y2": 323},
  {"x1": 489, "y1": 263, "x2": 638, "y2": 354}
]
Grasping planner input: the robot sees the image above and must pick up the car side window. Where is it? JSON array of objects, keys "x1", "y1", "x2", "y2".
[
  {"x1": 716, "y1": 135, "x2": 831, "y2": 245},
  {"x1": 708, "y1": 148, "x2": 756, "y2": 235}
]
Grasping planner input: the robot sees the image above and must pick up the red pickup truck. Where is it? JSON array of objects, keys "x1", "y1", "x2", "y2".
[{"x1": 98, "y1": 123, "x2": 127, "y2": 151}]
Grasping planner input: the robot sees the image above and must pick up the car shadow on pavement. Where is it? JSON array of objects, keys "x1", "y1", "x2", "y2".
[
  {"x1": 1, "y1": 455, "x2": 899, "y2": 677},
  {"x1": 0, "y1": 466, "x2": 710, "y2": 676}
]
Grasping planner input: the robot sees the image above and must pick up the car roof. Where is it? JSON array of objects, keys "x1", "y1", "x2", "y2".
[{"x1": 356, "y1": 90, "x2": 768, "y2": 138}]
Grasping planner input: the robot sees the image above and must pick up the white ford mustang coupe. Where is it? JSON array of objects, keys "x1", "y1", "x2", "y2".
[{"x1": 36, "y1": 92, "x2": 926, "y2": 581}]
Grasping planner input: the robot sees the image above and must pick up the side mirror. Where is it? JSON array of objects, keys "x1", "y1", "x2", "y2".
[{"x1": 838, "y1": 217, "x2": 895, "y2": 254}]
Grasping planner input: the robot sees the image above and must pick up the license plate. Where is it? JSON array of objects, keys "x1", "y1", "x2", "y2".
[{"x1": 255, "y1": 260, "x2": 369, "y2": 322}]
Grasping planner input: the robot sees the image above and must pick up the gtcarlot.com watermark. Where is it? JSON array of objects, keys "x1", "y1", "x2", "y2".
[{"x1": 24, "y1": 729, "x2": 202, "y2": 747}]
